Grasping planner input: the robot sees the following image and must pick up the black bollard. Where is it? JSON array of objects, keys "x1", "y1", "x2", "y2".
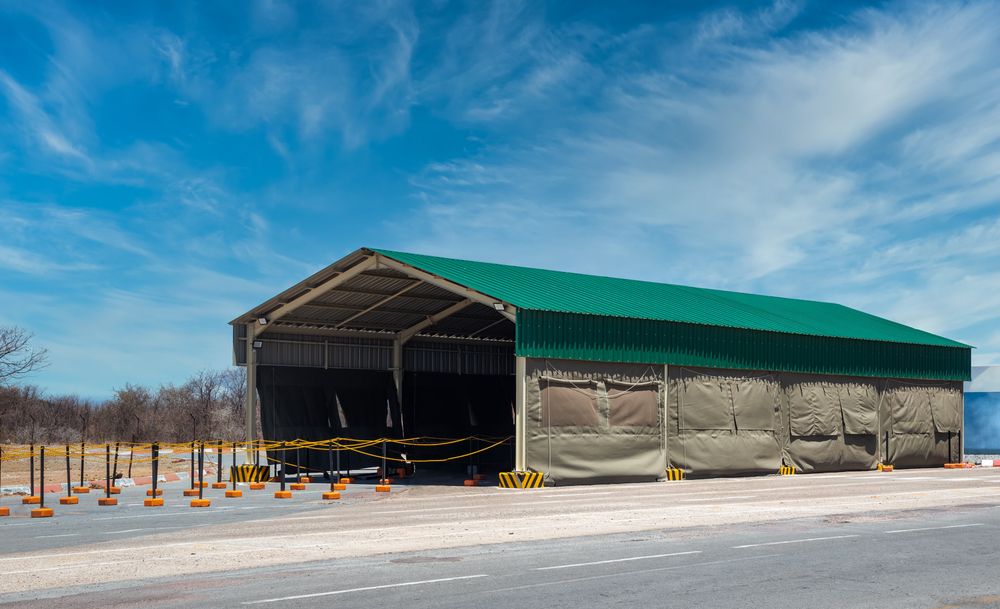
[
  {"x1": 39, "y1": 446, "x2": 45, "y2": 509},
  {"x1": 80, "y1": 441, "x2": 86, "y2": 488},
  {"x1": 280, "y1": 442, "x2": 286, "y2": 492},
  {"x1": 152, "y1": 443, "x2": 159, "y2": 496},
  {"x1": 65, "y1": 445, "x2": 72, "y2": 498},
  {"x1": 190, "y1": 443, "x2": 196, "y2": 490},
  {"x1": 29, "y1": 443, "x2": 35, "y2": 497},
  {"x1": 217, "y1": 441, "x2": 224, "y2": 484},
  {"x1": 231, "y1": 442, "x2": 237, "y2": 490},
  {"x1": 198, "y1": 443, "x2": 205, "y2": 501},
  {"x1": 105, "y1": 444, "x2": 111, "y2": 499}
]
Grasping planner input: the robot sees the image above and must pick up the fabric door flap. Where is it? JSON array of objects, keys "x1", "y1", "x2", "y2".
[
  {"x1": 929, "y1": 388, "x2": 961, "y2": 433},
  {"x1": 839, "y1": 384, "x2": 877, "y2": 435},
  {"x1": 540, "y1": 377, "x2": 602, "y2": 428},
  {"x1": 678, "y1": 376, "x2": 734, "y2": 431},
  {"x1": 607, "y1": 380, "x2": 659, "y2": 427},
  {"x1": 788, "y1": 383, "x2": 839, "y2": 436},
  {"x1": 732, "y1": 379, "x2": 776, "y2": 431}
]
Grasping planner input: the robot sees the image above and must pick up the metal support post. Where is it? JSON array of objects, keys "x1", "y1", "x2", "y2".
[
  {"x1": 245, "y1": 323, "x2": 257, "y2": 461},
  {"x1": 515, "y1": 357, "x2": 526, "y2": 471},
  {"x1": 29, "y1": 443, "x2": 35, "y2": 497}
]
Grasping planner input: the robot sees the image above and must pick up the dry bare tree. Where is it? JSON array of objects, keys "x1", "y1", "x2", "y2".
[{"x1": 0, "y1": 326, "x2": 48, "y2": 386}]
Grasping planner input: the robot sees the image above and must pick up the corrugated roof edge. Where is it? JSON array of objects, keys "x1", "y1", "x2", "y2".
[{"x1": 372, "y1": 247, "x2": 973, "y2": 350}]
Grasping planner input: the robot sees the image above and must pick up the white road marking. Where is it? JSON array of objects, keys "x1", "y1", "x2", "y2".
[
  {"x1": 885, "y1": 523, "x2": 984, "y2": 534},
  {"x1": 34, "y1": 533, "x2": 80, "y2": 539},
  {"x1": 489, "y1": 555, "x2": 781, "y2": 594},
  {"x1": 241, "y1": 574, "x2": 490, "y2": 604},
  {"x1": 678, "y1": 496, "x2": 755, "y2": 502},
  {"x1": 536, "y1": 550, "x2": 701, "y2": 570},
  {"x1": 732, "y1": 535, "x2": 859, "y2": 549}
]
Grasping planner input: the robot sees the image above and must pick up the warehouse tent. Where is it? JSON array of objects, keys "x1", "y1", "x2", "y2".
[{"x1": 232, "y1": 247, "x2": 972, "y2": 484}]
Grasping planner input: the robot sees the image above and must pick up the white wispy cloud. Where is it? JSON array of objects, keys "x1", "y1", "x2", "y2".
[{"x1": 400, "y1": 1, "x2": 1000, "y2": 361}]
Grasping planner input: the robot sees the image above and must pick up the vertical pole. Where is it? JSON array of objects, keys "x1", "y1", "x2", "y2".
[
  {"x1": 960, "y1": 387, "x2": 966, "y2": 461},
  {"x1": 296, "y1": 446, "x2": 302, "y2": 483},
  {"x1": 190, "y1": 443, "x2": 195, "y2": 489},
  {"x1": 392, "y1": 340, "x2": 405, "y2": 438},
  {"x1": 382, "y1": 440, "x2": 387, "y2": 483},
  {"x1": 152, "y1": 443, "x2": 159, "y2": 496},
  {"x1": 335, "y1": 441, "x2": 341, "y2": 483},
  {"x1": 79, "y1": 441, "x2": 85, "y2": 488},
  {"x1": 232, "y1": 442, "x2": 237, "y2": 490},
  {"x1": 217, "y1": 441, "x2": 223, "y2": 484},
  {"x1": 112, "y1": 442, "x2": 120, "y2": 483},
  {"x1": 328, "y1": 441, "x2": 334, "y2": 491},
  {"x1": 66, "y1": 445, "x2": 71, "y2": 497},
  {"x1": 663, "y1": 364, "x2": 670, "y2": 471},
  {"x1": 515, "y1": 356, "x2": 526, "y2": 471},
  {"x1": 198, "y1": 443, "x2": 204, "y2": 500},
  {"x1": 105, "y1": 444, "x2": 111, "y2": 499},
  {"x1": 245, "y1": 323, "x2": 257, "y2": 461},
  {"x1": 279, "y1": 442, "x2": 286, "y2": 492},
  {"x1": 29, "y1": 443, "x2": 35, "y2": 497},
  {"x1": 127, "y1": 441, "x2": 134, "y2": 479},
  {"x1": 39, "y1": 446, "x2": 45, "y2": 509}
]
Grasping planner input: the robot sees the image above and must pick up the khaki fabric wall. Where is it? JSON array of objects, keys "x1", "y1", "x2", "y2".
[
  {"x1": 522, "y1": 358, "x2": 963, "y2": 483},
  {"x1": 782, "y1": 374, "x2": 879, "y2": 473},
  {"x1": 524, "y1": 359, "x2": 664, "y2": 484},
  {"x1": 667, "y1": 367, "x2": 782, "y2": 476},
  {"x1": 884, "y1": 382, "x2": 963, "y2": 467}
]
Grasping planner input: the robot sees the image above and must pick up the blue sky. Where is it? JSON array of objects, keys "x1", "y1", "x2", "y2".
[{"x1": 2, "y1": 1, "x2": 1000, "y2": 399}]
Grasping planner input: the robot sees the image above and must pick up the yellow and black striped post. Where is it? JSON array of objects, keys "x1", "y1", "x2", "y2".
[
  {"x1": 231, "y1": 464, "x2": 270, "y2": 482},
  {"x1": 778, "y1": 465, "x2": 796, "y2": 476},
  {"x1": 499, "y1": 471, "x2": 544, "y2": 489},
  {"x1": 665, "y1": 468, "x2": 684, "y2": 481}
]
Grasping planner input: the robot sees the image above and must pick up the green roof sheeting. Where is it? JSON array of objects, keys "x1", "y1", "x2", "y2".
[{"x1": 373, "y1": 249, "x2": 969, "y2": 349}]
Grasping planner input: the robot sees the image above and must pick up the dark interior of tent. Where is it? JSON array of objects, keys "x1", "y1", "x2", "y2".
[{"x1": 258, "y1": 365, "x2": 516, "y2": 477}]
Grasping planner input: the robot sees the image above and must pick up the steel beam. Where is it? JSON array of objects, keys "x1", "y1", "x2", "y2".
[
  {"x1": 397, "y1": 299, "x2": 474, "y2": 344},
  {"x1": 257, "y1": 256, "x2": 376, "y2": 333},
  {"x1": 376, "y1": 255, "x2": 516, "y2": 321},
  {"x1": 335, "y1": 281, "x2": 422, "y2": 329}
]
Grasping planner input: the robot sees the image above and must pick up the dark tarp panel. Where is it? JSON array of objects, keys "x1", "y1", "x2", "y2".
[
  {"x1": 258, "y1": 366, "x2": 399, "y2": 472},
  {"x1": 402, "y1": 371, "x2": 514, "y2": 470}
]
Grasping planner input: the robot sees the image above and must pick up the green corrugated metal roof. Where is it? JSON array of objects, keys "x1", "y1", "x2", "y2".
[{"x1": 372, "y1": 248, "x2": 970, "y2": 349}]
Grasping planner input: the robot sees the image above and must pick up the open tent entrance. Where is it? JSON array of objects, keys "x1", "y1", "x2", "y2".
[{"x1": 235, "y1": 250, "x2": 517, "y2": 477}]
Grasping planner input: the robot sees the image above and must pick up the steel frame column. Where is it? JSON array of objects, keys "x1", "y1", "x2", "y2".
[
  {"x1": 245, "y1": 323, "x2": 257, "y2": 461},
  {"x1": 392, "y1": 340, "x2": 404, "y2": 437},
  {"x1": 515, "y1": 356, "x2": 526, "y2": 471}
]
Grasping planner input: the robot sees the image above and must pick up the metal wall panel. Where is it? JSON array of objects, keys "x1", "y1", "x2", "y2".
[
  {"x1": 404, "y1": 340, "x2": 515, "y2": 375},
  {"x1": 517, "y1": 310, "x2": 971, "y2": 382}
]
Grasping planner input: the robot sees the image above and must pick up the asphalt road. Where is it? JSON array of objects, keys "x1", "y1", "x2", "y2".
[
  {"x1": 4, "y1": 501, "x2": 999, "y2": 609},
  {"x1": 2, "y1": 468, "x2": 999, "y2": 608}
]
